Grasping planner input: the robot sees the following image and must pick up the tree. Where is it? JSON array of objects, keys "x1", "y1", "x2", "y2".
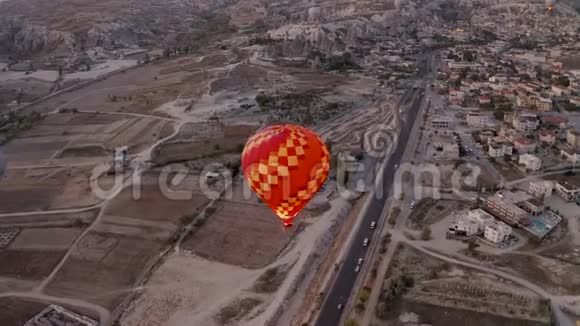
[
  {"x1": 401, "y1": 274, "x2": 415, "y2": 287},
  {"x1": 464, "y1": 50, "x2": 475, "y2": 62},
  {"x1": 345, "y1": 320, "x2": 359, "y2": 326},
  {"x1": 555, "y1": 76, "x2": 570, "y2": 87},
  {"x1": 493, "y1": 110, "x2": 505, "y2": 121},
  {"x1": 420, "y1": 226, "x2": 432, "y2": 240},
  {"x1": 16, "y1": 89, "x2": 24, "y2": 105},
  {"x1": 467, "y1": 240, "x2": 480, "y2": 253}
]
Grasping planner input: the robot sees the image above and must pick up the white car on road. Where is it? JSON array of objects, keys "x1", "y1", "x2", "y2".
[{"x1": 363, "y1": 238, "x2": 369, "y2": 246}]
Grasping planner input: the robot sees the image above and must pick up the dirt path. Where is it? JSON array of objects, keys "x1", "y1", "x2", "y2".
[
  {"x1": 0, "y1": 205, "x2": 100, "y2": 218},
  {"x1": 63, "y1": 110, "x2": 179, "y2": 122}
]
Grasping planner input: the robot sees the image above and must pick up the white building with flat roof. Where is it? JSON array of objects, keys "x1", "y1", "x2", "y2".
[
  {"x1": 432, "y1": 117, "x2": 453, "y2": 129},
  {"x1": 451, "y1": 215, "x2": 480, "y2": 236},
  {"x1": 528, "y1": 180, "x2": 554, "y2": 198},
  {"x1": 467, "y1": 112, "x2": 496, "y2": 128},
  {"x1": 467, "y1": 209, "x2": 495, "y2": 231},
  {"x1": 519, "y1": 154, "x2": 542, "y2": 171},
  {"x1": 555, "y1": 182, "x2": 580, "y2": 202},
  {"x1": 484, "y1": 222, "x2": 512, "y2": 244}
]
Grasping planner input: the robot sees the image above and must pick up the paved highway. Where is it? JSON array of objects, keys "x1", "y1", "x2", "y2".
[
  {"x1": 315, "y1": 52, "x2": 436, "y2": 326},
  {"x1": 315, "y1": 86, "x2": 427, "y2": 326}
]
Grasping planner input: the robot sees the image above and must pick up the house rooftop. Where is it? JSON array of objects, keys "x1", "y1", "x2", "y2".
[
  {"x1": 515, "y1": 138, "x2": 535, "y2": 145},
  {"x1": 495, "y1": 190, "x2": 532, "y2": 204},
  {"x1": 543, "y1": 116, "x2": 568, "y2": 125},
  {"x1": 558, "y1": 182, "x2": 579, "y2": 191},
  {"x1": 560, "y1": 144, "x2": 580, "y2": 155},
  {"x1": 526, "y1": 197, "x2": 545, "y2": 207}
]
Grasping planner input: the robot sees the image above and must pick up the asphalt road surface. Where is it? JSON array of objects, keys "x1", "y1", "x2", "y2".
[{"x1": 315, "y1": 85, "x2": 426, "y2": 326}]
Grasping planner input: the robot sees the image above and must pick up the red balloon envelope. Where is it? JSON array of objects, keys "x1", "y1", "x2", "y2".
[{"x1": 241, "y1": 124, "x2": 330, "y2": 228}]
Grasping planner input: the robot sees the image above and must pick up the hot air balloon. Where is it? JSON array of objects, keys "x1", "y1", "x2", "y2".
[{"x1": 241, "y1": 124, "x2": 330, "y2": 229}]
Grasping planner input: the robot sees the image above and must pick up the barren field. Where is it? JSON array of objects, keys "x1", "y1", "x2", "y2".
[
  {"x1": 0, "y1": 168, "x2": 103, "y2": 213},
  {"x1": 153, "y1": 137, "x2": 245, "y2": 166},
  {"x1": 373, "y1": 245, "x2": 549, "y2": 325},
  {"x1": 46, "y1": 232, "x2": 164, "y2": 310},
  {"x1": 105, "y1": 182, "x2": 210, "y2": 225},
  {"x1": 121, "y1": 252, "x2": 258, "y2": 326},
  {"x1": 0, "y1": 209, "x2": 98, "y2": 228},
  {"x1": 0, "y1": 250, "x2": 66, "y2": 280},
  {"x1": 0, "y1": 298, "x2": 49, "y2": 326},
  {"x1": 182, "y1": 200, "x2": 292, "y2": 269},
  {"x1": 9, "y1": 227, "x2": 82, "y2": 250},
  {"x1": 495, "y1": 253, "x2": 580, "y2": 295},
  {"x1": 492, "y1": 161, "x2": 526, "y2": 182},
  {"x1": 2, "y1": 111, "x2": 167, "y2": 172},
  {"x1": 406, "y1": 199, "x2": 462, "y2": 230},
  {"x1": 390, "y1": 300, "x2": 550, "y2": 326}
]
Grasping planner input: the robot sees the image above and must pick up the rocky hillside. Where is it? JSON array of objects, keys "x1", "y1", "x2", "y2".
[
  {"x1": 0, "y1": 0, "x2": 238, "y2": 60},
  {"x1": 0, "y1": 0, "x2": 577, "y2": 63}
]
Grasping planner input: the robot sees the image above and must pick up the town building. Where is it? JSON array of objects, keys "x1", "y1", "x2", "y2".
[
  {"x1": 431, "y1": 117, "x2": 453, "y2": 129},
  {"x1": 516, "y1": 96, "x2": 552, "y2": 111},
  {"x1": 466, "y1": 112, "x2": 495, "y2": 128},
  {"x1": 467, "y1": 209, "x2": 495, "y2": 231},
  {"x1": 513, "y1": 138, "x2": 537, "y2": 153},
  {"x1": 539, "y1": 129, "x2": 556, "y2": 145},
  {"x1": 519, "y1": 154, "x2": 542, "y2": 171},
  {"x1": 512, "y1": 113, "x2": 539, "y2": 134},
  {"x1": 552, "y1": 85, "x2": 571, "y2": 97},
  {"x1": 536, "y1": 97, "x2": 553, "y2": 112},
  {"x1": 520, "y1": 197, "x2": 545, "y2": 215},
  {"x1": 484, "y1": 222, "x2": 512, "y2": 244},
  {"x1": 488, "y1": 143, "x2": 504, "y2": 158},
  {"x1": 114, "y1": 146, "x2": 129, "y2": 174},
  {"x1": 485, "y1": 192, "x2": 529, "y2": 226},
  {"x1": 25, "y1": 305, "x2": 98, "y2": 326},
  {"x1": 528, "y1": 180, "x2": 554, "y2": 198},
  {"x1": 478, "y1": 130, "x2": 495, "y2": 143},
  {"x1": 555, "y1": 182, "x2": 580, "y2": 202},
  {"x1": 560, "y1": 145, "x2": 580, "y2": 164},
  {"x1": 450, "y1": 90, "x2": 466, "y2": 104},
  {"x1": 487, "y1": 136, "x2": 513, "y2": 158},
  {"x1": 451, "y1": 215, "x2": 479, "y2": 236},
  {"x1": 516, "y1": 95, "x2": 536, "y2": 109},
  {"x1": 566, "y1": 129, "x2": 580, "y2": 147},
  {"x1": 498, "y1": 126, "x2": 523, "y2": 142},
  {"x1": 479, "y1": 96, "x2": 492, "y2": 105},
  {"x1": 543, "y1": 115, "x2": 568, "y2": 129}
]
